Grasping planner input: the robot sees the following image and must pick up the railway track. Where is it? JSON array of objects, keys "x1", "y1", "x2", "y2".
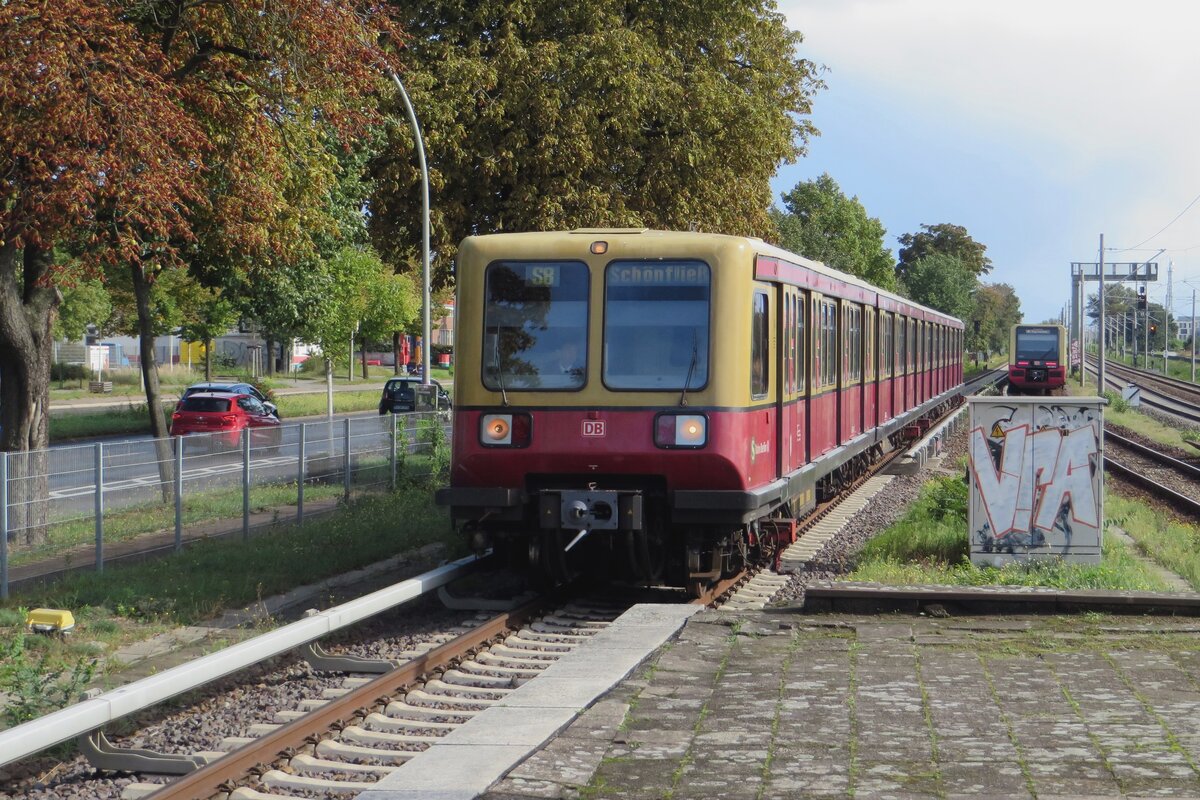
[
  {"x1": 1105, "y1": 428, "x2": 1200, "y2": 520},
  {"x1": 1087, "y1": 357, "x2": 1200, "y2": 424}
]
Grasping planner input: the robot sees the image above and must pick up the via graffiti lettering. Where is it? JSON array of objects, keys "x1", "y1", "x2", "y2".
[{"x1": 969, "y1": 404, "x2": 1101, "y2": 555}]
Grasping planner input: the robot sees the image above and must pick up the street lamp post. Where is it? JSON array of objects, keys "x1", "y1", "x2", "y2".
[{"x1": 389, "y1": 72, "x2": 432, "y2": 388}]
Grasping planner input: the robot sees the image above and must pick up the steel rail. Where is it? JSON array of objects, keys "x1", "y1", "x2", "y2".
[
  {"x1": 1085, "y1": 360, "x2": 1200, "y2": 424},
  {"x1": 144, "y1": 593, "x2": 553, "y2": 800},
  {"x1": 0, "y1": 553, "x2": 485, "y2": 767},
  {"x1": 1105, "y1": 430, "x2": 1200, "y2": 480},
  {"x1": 1105, "y1": 456, "x2": 1200, "y2": 519},
  {"x1": 1098, "y1": 357, "x2": 1200, "y2": 400}
]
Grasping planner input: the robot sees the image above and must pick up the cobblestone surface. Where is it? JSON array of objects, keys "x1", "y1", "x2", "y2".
[{"x1": 484, "y1": 612, "x2": 1200, "y2": 799}]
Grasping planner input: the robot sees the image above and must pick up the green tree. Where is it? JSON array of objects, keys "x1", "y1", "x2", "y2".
[
  {"x1": 896, "y1": 223, "x2": 991, "y2": 286},
  {"x1": 304, "y1": 247, "x2": 419, "y2": 407},
  {"x1": 369, "y1": 0, "x2": 824, "y2": 287},
  {"x1": 770, "y1": 173, "x2": 895, "y2": 289},
  {"x1": 969, "y1": 282, "x2": 1022, "y2": 356},
  {"x1": 54, "y1": 279, "x2": 112, "y2": 342},
  {"x1": 901, "y1": 253, "x2": 976, "y2": 320}
]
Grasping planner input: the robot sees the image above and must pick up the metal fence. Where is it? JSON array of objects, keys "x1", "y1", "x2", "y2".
[{"x1": 0, "y1": 412, "x2": 451, "y2": 598}]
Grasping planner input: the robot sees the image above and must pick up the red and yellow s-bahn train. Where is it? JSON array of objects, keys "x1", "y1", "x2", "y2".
[
  {"x1": 436, "y1": 230, "x2": 965, "y2": 593},
  {"x1": 1007, "y1": 324, "x2": 1068, "y2": 394}
]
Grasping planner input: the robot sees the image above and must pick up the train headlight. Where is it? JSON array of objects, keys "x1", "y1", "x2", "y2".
[
  {"x1": 655, "y1": 413, "x2": 707, "y2": 449},
  {"x1": 480, "y1": 413, "x2": 531, "y2": 447}
]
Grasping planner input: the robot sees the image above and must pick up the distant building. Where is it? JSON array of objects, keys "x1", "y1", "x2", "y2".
[{"x1": 1178, "y1": 318, "x2": 1194, "y2": 343}]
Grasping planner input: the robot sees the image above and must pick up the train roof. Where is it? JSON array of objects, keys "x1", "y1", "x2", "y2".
[{"x1": 458, "y1": 229, "x2": 963, "y2": 326}]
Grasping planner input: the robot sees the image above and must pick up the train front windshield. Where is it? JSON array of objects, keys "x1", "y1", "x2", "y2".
[
  {"x1": 483, "y1": 261, "x2": 590, "y2": 390},
  {"x1": 604, "y1": 260, "x2": 710, "y2": 390},
  {"x1": 1015, "y1": 328, "x2": 1060, "y2": 362}
]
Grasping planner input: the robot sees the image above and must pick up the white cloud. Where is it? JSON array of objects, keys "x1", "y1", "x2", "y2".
[
  {"x1": 776, "y1": 0, "x2": 1200, "y2": 312},
  {"x1": 782, "y1": 1, "x2": 1200, "y2": 166}
]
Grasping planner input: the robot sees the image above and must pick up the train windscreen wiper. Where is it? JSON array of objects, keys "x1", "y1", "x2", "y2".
[
  {"x1": 679, "y1": 331, "x2": 699, "y2": 408},
  {"x1": 492, "y1": 338, "x2": 510, "y2": 407}
]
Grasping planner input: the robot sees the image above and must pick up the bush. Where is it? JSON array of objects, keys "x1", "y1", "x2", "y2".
[
  {"x1": 925, "y1": 474, "x2": 968, "y2": 522},
  {"x1": 1103, "y1": 390, "x2": 1130, "y2": 414},
  {"x1": 51, "y1": 363, "x2": 87, "y2": 382}
]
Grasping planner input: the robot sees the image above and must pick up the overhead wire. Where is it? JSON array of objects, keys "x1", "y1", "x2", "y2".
[{"x1": 1110, "y1": 190, "x2": 1200, "y2": 253}]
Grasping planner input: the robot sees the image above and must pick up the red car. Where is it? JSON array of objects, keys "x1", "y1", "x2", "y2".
[{"x1": 170, "y1": 392, "x2": 283, "y2": 452}]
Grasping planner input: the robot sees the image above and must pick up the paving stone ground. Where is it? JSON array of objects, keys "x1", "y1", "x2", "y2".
[{"x1": 482, "y1": 611, "x2": 1200, "y2": 799}]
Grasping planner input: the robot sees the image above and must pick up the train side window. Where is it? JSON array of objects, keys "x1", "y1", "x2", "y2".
[
  {"x1": 752, "y1": 291, "x2": 768, "y2": 399},
  {"x1": 855, "y1": 307, "x2": 861, "y2": 381},
  {"x1": 822, "y1": 300, "x2": 837, "y2": 387},
  {"x1": 867, "y1": 310, "x2": 875, "y2": 382},
  {"x1": 786, "y1": 295, "x2": 795, "y2": 394},
  {"x1": 909, "y1": 319, "x2": 916, "y2": 372},
  {"x1": 885, "y1": 314, "x2": 893, "y2": 378},
  {"x1": 797, "y1": 297, "x2": 806, "y2": 393}
]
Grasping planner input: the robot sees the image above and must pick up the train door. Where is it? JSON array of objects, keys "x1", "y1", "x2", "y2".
[
  {"x1": 864, "y1": 306, "x2": 875, "y2": 433},
  {"x1": 749, "y1": 287, "x2": 776, "y2": 488},
  {"x1": 881, "y1": 311, "x2": 893, "y2": 422},
  {"x1": 919, "y1": 320, "x2": 928, "y2": 404},
  {"x1": 933, "y1": 325, "x2": 941, "y2": 396},
  {"x1": 838, "y1": 300, "x2": 861, "y2": 443},
  {"x1": 907, "y1": 317, "x2": 916, "y2": 409},
  {"x1": 779, "y1": 285, "x2": 807, "y2": 475},
  {"x1": 810, "y1": 294, "x2": 837, "y2": 456}
]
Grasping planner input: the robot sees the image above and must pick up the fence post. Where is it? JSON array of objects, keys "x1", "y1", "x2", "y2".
[
  {"x1": 297, "y1": 423, "x2": 306, "y2": 525},
  {"x1": 1, "y1": 453, "x2": 8, "y2": 600},
  {"x1": 174, "y1": 437, "x2": 184, "y2": 553},
  {"x1": 242, "y1": 429, "x2": 250, "y2": 541},
  {"x1": 343, "y1": 417, "x2": 352, "y2": 503},
  {"x1": 390, "y1": 413, "x2": 398, "y2": 490},
  {"x1": 94, "y1": 442, "x2": 104, "y2": 573}
]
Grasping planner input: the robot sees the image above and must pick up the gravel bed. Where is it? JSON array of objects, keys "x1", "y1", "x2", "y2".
[
  {"x1": 773, "y1": 421, "x2": 969, "y2": 605},
  {"x1": 1105, "y1": 438, "x2": 1200, "y2": 505},
  {"x1": 1106, "y1": 421, "x2": 1196, "y2": 461}
]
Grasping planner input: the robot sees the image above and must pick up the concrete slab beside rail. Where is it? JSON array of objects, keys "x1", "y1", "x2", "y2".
[
  {"x1": 356, "y1": 603, "x2": 700, "y2": 800},
  {"x1": 469, "y1": 606, "x2": 1200, "y2": 800}
]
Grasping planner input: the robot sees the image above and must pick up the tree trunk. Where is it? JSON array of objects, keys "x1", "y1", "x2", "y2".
[
  {"x1": 393, "y1": 331, "x2": 402, "y2": 376},
  {"x1": 205, "y1": 338, "x2": 213, "y2": 381},
  {"x1": 130, "y1": 262, "x2": 175, "y2": 501},
  {"x1": 361, "y1": 335, "x2": 369, "y2": 381},
  {"x1": 0, "y1": 244, "x2": 57, "y2": 545},
  {"x1": 265, "y1": 336, "x2": 275, "y2": 377}
]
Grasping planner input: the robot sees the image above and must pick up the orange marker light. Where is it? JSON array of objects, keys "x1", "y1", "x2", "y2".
[
  {"x1": 481, "y1": 414, "x2": 512, "y2": 444},
  {"x1": 590, "y1": 241, "x2": 608, "y2": 255}
]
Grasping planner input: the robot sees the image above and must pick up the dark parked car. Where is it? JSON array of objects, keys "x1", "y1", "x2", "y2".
[
  {"x1": 178, "y1": 381, "x2": 278, "y2": 417},
  {"x1": 379, "y1": 378, "x2": 451, "y2": 414},
  {"x1": 170, "y1": 392, "x2": 283, "y2": 451}
]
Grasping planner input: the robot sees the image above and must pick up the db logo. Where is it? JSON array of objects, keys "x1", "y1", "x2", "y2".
[{"x1": 582, "y1": 420, "x2": 606, "y2": 437}]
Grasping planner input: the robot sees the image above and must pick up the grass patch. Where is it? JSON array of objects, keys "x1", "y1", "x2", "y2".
[
  {"x1": 0, "y1": 485, "x2": 458, "y2": 723},
  {"x1": 49, "y1": 403, "x2": 174, "y2": 442},
  {"x1": 8, "y1": 479, "x2": 350, "y2": 568},
  {"x1": 275, "y1": 390, "x2": 385, "y2": 418},
  {"x1": 851, "y1": 476, "x2": 1171, "y2": 591},
  {"x1": 1107, "y1": 492, "x2": 1200, "y2": 590},
  {"x1": 3, "y1": 486, "x2": 459, "y2": 625}
]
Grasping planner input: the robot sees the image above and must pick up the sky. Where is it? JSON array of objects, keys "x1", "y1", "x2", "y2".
[{"x1": 771, "y1": 0, "x2": 1200, "y2": 326}]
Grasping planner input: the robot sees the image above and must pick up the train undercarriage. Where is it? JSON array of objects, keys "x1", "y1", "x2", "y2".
[{"x1": 457, "y1": 398, "x2": 960, "y2": 597}]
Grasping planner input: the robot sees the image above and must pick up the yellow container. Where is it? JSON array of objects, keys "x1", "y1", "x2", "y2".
[{"x1": 25, "y1": 608, "x2": 76, "y2": 634}]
